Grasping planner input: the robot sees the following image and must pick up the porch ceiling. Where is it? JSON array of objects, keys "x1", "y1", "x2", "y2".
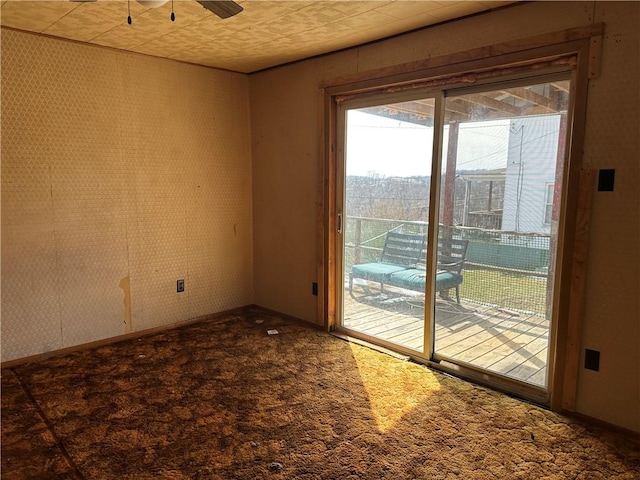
[{"x1": 361, "y1": 80, "x2": 571, "y2": 125}]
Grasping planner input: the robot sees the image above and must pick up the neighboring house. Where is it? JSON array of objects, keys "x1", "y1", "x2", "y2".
[
  {"x1": 457, "y1": 115, "x2": 561, "y2": 242},
  {"x1": 502, "y1": 114, "x2": 562, "y2": 236},
  {"x1": 454, "y1": 115, "x2": 562, "y2": 269}
]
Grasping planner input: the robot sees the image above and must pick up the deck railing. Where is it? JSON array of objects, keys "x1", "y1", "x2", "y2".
[{"x1": 345, "y1": 216, "x2": 551, "y2": 315}]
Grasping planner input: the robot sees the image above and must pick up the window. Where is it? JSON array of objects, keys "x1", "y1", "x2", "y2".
[{"x1": 544, "y1": 183, "x2": 554, "y2": 224}]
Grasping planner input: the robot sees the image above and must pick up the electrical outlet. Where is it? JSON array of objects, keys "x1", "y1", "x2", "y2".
[
  {"x1": 598, "y1": 169, "x2": 615, "y2": 192},
  {"x1": 177, "y1": 279, "x2": 185, "y2": 293},
  {"x1": 584, "y1": 349, "x2": 600, "y2": 371}
]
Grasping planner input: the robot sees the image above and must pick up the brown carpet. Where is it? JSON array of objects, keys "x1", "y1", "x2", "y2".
[{"x1": 2, "y1": 307, "x2": 639, "y2": 479}]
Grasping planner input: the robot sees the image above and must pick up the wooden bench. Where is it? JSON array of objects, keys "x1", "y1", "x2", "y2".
[{"x1": 349, "y1": 231, "x2": 468, "y2": 303}]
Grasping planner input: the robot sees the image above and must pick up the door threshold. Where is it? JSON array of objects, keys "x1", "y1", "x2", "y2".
[
  {"x1": 431, "y1": 356, "x2": 550, "y2": 406},
  {"x1": 330, "y1": 331, "x2": 411, "y2": 361},
  {"x1": 332, "y1": 330, "x2": 549, "y2": 406}
]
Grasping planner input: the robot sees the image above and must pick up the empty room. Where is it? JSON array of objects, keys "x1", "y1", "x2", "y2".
[{"x1": 1, "y1": 0, "x2": 639, "y2": 478}]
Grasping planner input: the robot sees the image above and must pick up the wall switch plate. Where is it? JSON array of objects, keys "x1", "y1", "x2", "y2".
[
  {"x1": 177, "y1": 279, "x2": 185, "y2": 293},
  {"x1": 598, "y1": 169, "x2": 615, "y2": 192},
  {"x1": 584, "y1": 349, "x2": 600, "y2": 371}
]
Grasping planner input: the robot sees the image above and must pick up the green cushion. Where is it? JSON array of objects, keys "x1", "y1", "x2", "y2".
[
  {"x1": 388, "y1": 269, "x2": 463, "y2": 292},
  {"x1": 387, "y1": 269, "x2": 427, "y2": 290},
  {"x1": 435, "y1": 271, "x2": 464, "y2": 291},
  {"x1": 351, "y1": 263, "x2": 409, "y2": 282}
]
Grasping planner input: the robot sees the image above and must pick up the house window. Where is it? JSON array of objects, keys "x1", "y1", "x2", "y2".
[{"x1": 544, "y1": 183, "x2": 554, "y2": 224}]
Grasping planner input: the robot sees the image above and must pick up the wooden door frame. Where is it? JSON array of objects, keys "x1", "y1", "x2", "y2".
[{"x1": 318, "y1": 24, "x2": 602, "y2": 412}]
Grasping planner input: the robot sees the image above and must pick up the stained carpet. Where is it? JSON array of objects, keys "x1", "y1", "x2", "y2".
[{"x1": 2, "y1": 307, "x2": 639, "y2": 479}]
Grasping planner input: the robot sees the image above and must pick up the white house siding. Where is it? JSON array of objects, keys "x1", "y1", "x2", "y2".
[{"x1": 502, "y1": 114, "x2": 561, "y2": 240}]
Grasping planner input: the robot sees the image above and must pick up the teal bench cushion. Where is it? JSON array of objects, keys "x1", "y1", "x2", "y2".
[
  {"x1": 387, "y1": 268, "x2": 427, "y2": 290},
  {"x1": 435, "y1": 271, "x2": 464, "y2": 291},
  {"x1": 351, "y1": 263, "x2": 409, "y2": 282},
  {"x1": 388, "y1": 269, "x2": 463, "y2": 292}
]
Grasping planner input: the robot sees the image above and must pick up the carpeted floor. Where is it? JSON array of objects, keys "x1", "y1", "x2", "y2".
[{"x1": 2, "y1": 307, "x2": 639, "y2": 479}]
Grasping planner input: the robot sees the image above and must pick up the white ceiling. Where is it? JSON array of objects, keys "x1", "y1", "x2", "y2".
[{"x1": 1, "y1": 0, "x2": 514, "y2": 73}]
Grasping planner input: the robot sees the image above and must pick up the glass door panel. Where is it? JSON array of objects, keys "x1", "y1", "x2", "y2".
[
  {"x1": 433, "y1": 79, "x2": 571, "y2": 388},
  {"x1": 341, "y1": 99, "x2": 435, "y2": 353}
]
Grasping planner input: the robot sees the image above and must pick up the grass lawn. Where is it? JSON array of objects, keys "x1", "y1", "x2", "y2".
[{"x1": 460, "y1": 268, "x2": 548, "y2": 315}]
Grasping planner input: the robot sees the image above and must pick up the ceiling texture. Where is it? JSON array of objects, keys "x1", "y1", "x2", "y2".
[{"x1": 1, "y1": 0, "x2": 513, "y2": 73}]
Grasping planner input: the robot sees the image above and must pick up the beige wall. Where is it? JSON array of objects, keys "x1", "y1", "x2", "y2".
[
  {"x1": 1, "y1": 29, "x2": 254, "y2": 362},
  {"x1": 250, "y1": 1, "x2": 639, "y2": 432}
]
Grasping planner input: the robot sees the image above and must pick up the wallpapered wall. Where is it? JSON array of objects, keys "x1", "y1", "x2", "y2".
[
  {"x1": 1, "y1": 29, "x2": 253, "y2": 362},
  {"x1": 249, "y1": 2, "x2": 639, "y2": 432}
]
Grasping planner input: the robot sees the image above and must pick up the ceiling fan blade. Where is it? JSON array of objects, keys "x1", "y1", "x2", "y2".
[{"x1": 196, "y1": 0, "x2": 243, "y2": 19}]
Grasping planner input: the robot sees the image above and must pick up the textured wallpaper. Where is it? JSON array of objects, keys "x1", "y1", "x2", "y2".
[{"x1": 1, "y1": 29, "x2": 253, "y2": 362}]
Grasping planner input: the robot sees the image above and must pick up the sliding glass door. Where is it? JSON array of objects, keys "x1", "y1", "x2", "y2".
[
  {"x1": 433, "y1": 79, "x2": 570, "y2": 388},
  {"x1": 336, "y1": 73, "x2": 572, "y2": 399},
  {"x1": 339, "y1": 97, "x2": 436, "y2": 354}
]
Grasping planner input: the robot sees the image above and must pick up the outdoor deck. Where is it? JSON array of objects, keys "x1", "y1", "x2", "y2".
[{"x1": 343, "y1": 283, "x2": 549, "y2": 386}]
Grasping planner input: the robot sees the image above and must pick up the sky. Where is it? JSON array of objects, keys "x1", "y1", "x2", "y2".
[{"x1": 345, "y1": 110, "x2": 510, "y2": 177}]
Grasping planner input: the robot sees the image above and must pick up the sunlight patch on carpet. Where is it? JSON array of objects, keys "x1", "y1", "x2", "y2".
[{"x1": 349, "y1": 342, "x2": 441, "y2": 433}]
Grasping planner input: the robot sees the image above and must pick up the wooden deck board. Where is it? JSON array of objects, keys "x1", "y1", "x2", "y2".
[
  {"x1": 435, "y1": 312, "x2": 515, "y2": 351},
  {"x1": 440, "y1": 313, "x2": 548, "y2": 362},
  {"x1": 342, "y1": 287, "x2": 550, "y2": 386},
  {"x1": 465, "y1": 316, "x2": 548, "y2": 369},
  {"x1": 527, "y1": 366, "x2": 547, "y2": 385}
]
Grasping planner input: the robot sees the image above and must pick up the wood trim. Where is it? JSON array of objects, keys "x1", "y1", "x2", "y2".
[
  {"x1": 561, "y1": 410, "x2": 640, "y2": 440},
  {"x1": 317, "y1": 88, "x2": 328, "y2": 328},
  {"x1": 1, "y1": 306, "x2": 251, "y2": 369},
  {"x1": 588, "y1": 36, "x2": 603, "y2": 79},
  {"x1": 550, "y1": 41, "x2": 595, "y2": 412},
  {"x1": 326, "y1": 48, "x2": 579, "y2": 101},
  {"x1": 321, "y1": 24, "x2": 603, "y2": 92},
  {"x1": 557, "y1": 168, "x2": 596, "y2": 411},
  {"x1": 247, "y1": 304, "x2": 325, "y2": 332},
  {"x1": 323, "y1": 88, "x2": 338, "y2": 331}
]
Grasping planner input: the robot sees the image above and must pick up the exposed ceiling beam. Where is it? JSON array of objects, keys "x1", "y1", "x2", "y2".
[
  {"x1": 443, "y1": 99, "x2": 473, "y2": 117},
  {"x1": 382, "y1": 100, "x2": 435, "y2": 120},
  {"x1": 551, "y1": 82, "x2": 570, "y2": 93},
  {"x1": 503, "y1": 87, "x2": 559, "y2": 113},
  {"x1": 357, "y1": 83, "x2": 571, "y2": 127},
  {"x1": 458, "y1": 93, "x2": 522, "y2": 116}
]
